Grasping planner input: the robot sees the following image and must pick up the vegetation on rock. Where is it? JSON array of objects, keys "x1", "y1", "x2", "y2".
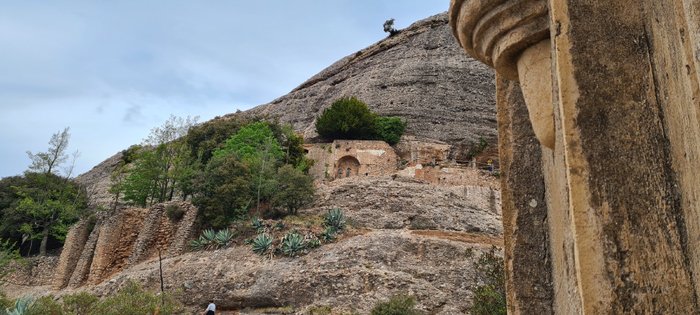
[
  {"x1": 469, "y1": 246, "x2": 506, "y2": 315},
  {"x1": 371, "y1": 295, "x2": 422, "y2": 315},
  {"x1": 0, "y1": 128, "x2": 89, "y2": 256},
  {"x1": 315, "y1": 97, "x2": 406, "y2": 145}
]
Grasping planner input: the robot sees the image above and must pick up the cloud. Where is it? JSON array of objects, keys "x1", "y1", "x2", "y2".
[{"x1": 123, "y1": 104, "x2": 143, "y2": 124}]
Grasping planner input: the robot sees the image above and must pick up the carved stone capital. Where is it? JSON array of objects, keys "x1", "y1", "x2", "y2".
[{"x1": 449, "y1": 0, "x2": 550, "y2": 80}]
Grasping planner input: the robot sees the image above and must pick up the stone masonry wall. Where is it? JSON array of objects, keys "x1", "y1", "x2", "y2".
[{"x1": 55, "y1": 202, "x2": 199, "y2": 289}]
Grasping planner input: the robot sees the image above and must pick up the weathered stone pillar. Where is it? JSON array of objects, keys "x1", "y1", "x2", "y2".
[{"x1": 451, "y1": 0, "x2": 700, "y2": 313}]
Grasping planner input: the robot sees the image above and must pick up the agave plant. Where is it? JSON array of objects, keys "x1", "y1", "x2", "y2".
[
  {"x1": 321, "y1": 226, "x2": 337, "y2": 242},
  {"x1": 281, "y1": 231, "x2": 305, "y2": 257},
  {"x1": 202, "y1": 229, "x2": 216, "y2": 242},
  {"x1": 251, "y1": 233, "x2": 273, "y2": 255},
  {"x1": 324, "y1": 208, "x2": 346, "y2": 231},
  {"x1": 6, "y1": 296, "x2": 33, "y2": 315},
  {"x1": 251, "y1": 217, "x2": 265, "y2": 233},
  {"x1": 214, "y1": 229, "x2": 234, "y2": 247}
]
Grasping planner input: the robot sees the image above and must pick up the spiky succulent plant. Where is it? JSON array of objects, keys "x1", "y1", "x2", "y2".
[
  {"x1": 324, "y1": 208, "x2": 346, "y2": 231},
  {"x1": 281, "y1": 231, "x2": 305, "y2": 257},
  {"x1": 251, "y1": 233, "x2": 273, "y2": 255}
]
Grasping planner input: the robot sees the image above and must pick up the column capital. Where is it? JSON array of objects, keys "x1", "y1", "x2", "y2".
[{"x1": 449, "y1": 0, "x2": 550, "y2": 80}]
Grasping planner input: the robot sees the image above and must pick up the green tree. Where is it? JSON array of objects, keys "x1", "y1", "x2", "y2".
[
  {"x1": 214, "y1": 121, "x2": 284, "y2": 212},
  {"x1": 375, "y1": 116, "x2": 406, "y2": 145},
  {"x1": 114, "y1": 116, "x2": 198, "y2": 207},
  {"x1": 12, "y1": 172, "x2": 88, "y2": 256},
  {"x1": 315, "y1": 97, "x2": 378, "y2": 141},
  {"x1": 192, "y1": 154, "x2": 252, "y2": 229},
  {"x1": 26, "y1": 127, "x2": 71, "y2": 175},
  {"x1": 272, "y1": 165, "x2": 315, "y2": 215}
]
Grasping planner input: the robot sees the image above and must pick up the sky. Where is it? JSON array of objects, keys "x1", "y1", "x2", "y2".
[{"x1": 0, "y1": 1, "x2": 448, "y2": 178}]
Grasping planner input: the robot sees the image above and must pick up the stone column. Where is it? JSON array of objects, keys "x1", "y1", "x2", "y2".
[{"x1": 451, "y1": 0, "x2": 700, "y2": 313}]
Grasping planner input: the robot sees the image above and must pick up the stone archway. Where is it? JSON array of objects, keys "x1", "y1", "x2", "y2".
[{"x1": 336, "y1": 155, "x2": 360, "y2": 179}]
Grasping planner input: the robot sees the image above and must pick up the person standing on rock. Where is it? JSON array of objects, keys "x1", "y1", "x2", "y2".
[{"x1": 204, "y1": 300, "x2": 216, "y2": 315}]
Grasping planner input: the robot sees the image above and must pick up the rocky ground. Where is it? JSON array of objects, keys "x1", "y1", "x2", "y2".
[{"x1": 5, "y1": 175, "x2": 502, "y2": 314}]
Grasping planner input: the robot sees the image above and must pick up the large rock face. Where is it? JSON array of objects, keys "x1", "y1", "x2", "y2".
[{"x1": 242, "y1": 13, "x2": 496, "y2": 159}]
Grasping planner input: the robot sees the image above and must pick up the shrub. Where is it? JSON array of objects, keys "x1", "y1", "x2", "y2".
[
  {"x1": 324, "y1": 208, "x2": 346, "y2": 231},
  {"x1": 0, "y1": 292, "x2": 13, "y2": 310},
  {"x1": 251, "y1": 233, "x2": 273, "y2": 255},
  {"x1": 281, "y1": 231, "x2": 305, "y2": 257},
  {"x1": 272, "y1": 165, "x2": 315, "y2": 215},
  {"x1": 370, "y1": 295, "x2": 422, "y2": 315},
  {"x1": 25, "y1": 296, "x2": 62, "y2": 315},
  {"x1": 315, "y1": 97, "x2": 378, "y2": 141},
  {"x1": 469, "y1": 246, "x2": 506, "y2": 315},
  {"x1": 374, "y1": 116, "x2": 406, "y2": 145},
  {"x1": 6, "y1": 296, "x2": 33, "y2": 315},
  {"x1": 90, "y1": 280, "x2": 183, "y2": 315},
  {"x1": 62, "y1": 291, "x2": 98, "y2": 315},
  {"x1": 165, "y1": 204, "x2": 185, "y2": 222}
]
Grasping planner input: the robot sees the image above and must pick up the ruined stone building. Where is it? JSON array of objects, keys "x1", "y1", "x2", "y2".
[
  {"x1": 305, "y1": 140, "x2": 399, "y2": 180},
  {"x1": 450, "y1": 0, "x2": 700, "y2": 313}
]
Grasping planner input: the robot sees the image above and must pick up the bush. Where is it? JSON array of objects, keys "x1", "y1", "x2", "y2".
[
  {"x1": 469, "y1": 246, "x2": 506, "y2": 315},
  {"x1": 374, "y1": 116, "x2": 406, "y2": 145},
  {"x1": 371, "y1": 295, "x2": 422, "y2": 315},
  {"x1": 165, "y1": 204, "x2": 185, "y2": 222},
  {"x1": 315, "y1": 97, "x2": 378, "y2": 141},
  {"x1": 90, "y1": 281, "x2": 183, "y2": 315},
  {"x1": 272, "y1": 165, "x2": 315, "y2": 215},
  {"x1": 0, "y1": 292, "x2": 13, "y2": 310},
  {"x1": 62, "y1": 291, "x2": 98, "y2": 315},
  {"x1": 26, "y1": 296, "x2": 62, "y2": 315},
  {"x1": 6, "y1": 296, "x2": 33, "y2": 315}
]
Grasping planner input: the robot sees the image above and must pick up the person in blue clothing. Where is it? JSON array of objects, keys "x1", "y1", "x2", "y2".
[{"x1": 204, "y1": 300, "x2": 216, "y2": 315}]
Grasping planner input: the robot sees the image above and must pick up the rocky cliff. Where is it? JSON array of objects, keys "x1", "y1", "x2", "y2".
[{"x1": 239, "y1": 13, "x2": 496, "y2": 160}]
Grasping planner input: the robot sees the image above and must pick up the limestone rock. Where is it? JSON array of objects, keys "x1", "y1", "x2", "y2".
[{"x1": 239, "y1": 13, "x2": 496, "y2": 154}]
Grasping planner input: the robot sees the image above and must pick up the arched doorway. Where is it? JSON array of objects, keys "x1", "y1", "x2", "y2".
[{"x1": 336, "y1": 155, "x2": 360, "y2": 179}]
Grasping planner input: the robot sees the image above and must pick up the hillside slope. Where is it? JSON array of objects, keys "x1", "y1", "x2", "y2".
[{"x1": 239, "y1": 13, "x2": 496, "y2": 160}]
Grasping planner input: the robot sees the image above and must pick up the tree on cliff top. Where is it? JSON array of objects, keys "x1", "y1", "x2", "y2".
[
  {"x1": 0, "y1": 128, "x2": 89, "y2": 256},
  {"x1": 315, "y1": 97, "x2": 379, "y2": 141},
  {"x1": 315, "y1": 97, "x2": 406, "y2": 145}
]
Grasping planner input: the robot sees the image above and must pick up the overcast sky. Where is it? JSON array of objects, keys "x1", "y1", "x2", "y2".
[{"x1": 0, "y1": 1, "x2": 448, "y2": 178}]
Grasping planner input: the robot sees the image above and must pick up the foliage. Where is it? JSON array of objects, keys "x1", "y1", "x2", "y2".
[
  {"x1": 370, "y1": 295, "x2": 422, "y2": 315},
  {"x1": 62, "y1": 292, "x2": 99, "y2": 315},
  {"x1": 190, "y1": 229, "x2": 234, "y2": 250},
  {"x1": 25, "y1": 296, "x2": 62, "y2": 315},
  {"x1": 89, "y1": 281, "x2": 183, "y2": 315},
  {"x1": 251, "y1": 233, "x2": 273, "y2": 255},
  {"x1": 5, "y1": 296, "x2": 33, "y2": 315},
  {"x1": 272, "y1": 165, "x2": 315, "y2": 215},
  {"x1": 0, "y1": 239, "x2": 21, "y2": 281},
  {"x1": 251, "y1": 217, "x2": 265, "y2": 233},
  {"x1": 0, "y1": 292, "x2": 12, "y2": 311},
  {"x1": 374, "y1": 116, "x2": 406, "y2": 145},
  {"x1": 0, "y1": 171, "x2": 89, "y2": 256},
  {"x1": 192, "y1": 154, "x2": 252, "y2": 229},
  {"x1": 469, "y1": 246, "x2": 506, "y2": 315},
  {"x1": 26, "y1": 127, "x2": 71, "y2": 175},
  {"x1": 466, "y1": 137, "x2": 488, "y2": 160},
  {"x1": 315, "y1": 97, "x2": 406, "y2": 145},
  {"x1": 320, "y1": 226, "x2": 337, "y2": 242},
  {"x1": 113, "y1": 115, "x2": 198, "y2": 207},
  {"x1": 281, "y1": 231, "x2": 305, "y2": 257},
  {"x1": 315, "y1": 97, "x2": 378, "y2": 141},
  {"x1": 165, "y1": 204, "x2": 185, "y2": 222},
  {"x1": 383, "y1": 19, "x2": 399, "y2": 36},
  {"x1": 185, "y1": 116, "x2": 248, "y2": 165},
  {"x1": 324, "y1": 208, "x2": 346, "y2": 231}
]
